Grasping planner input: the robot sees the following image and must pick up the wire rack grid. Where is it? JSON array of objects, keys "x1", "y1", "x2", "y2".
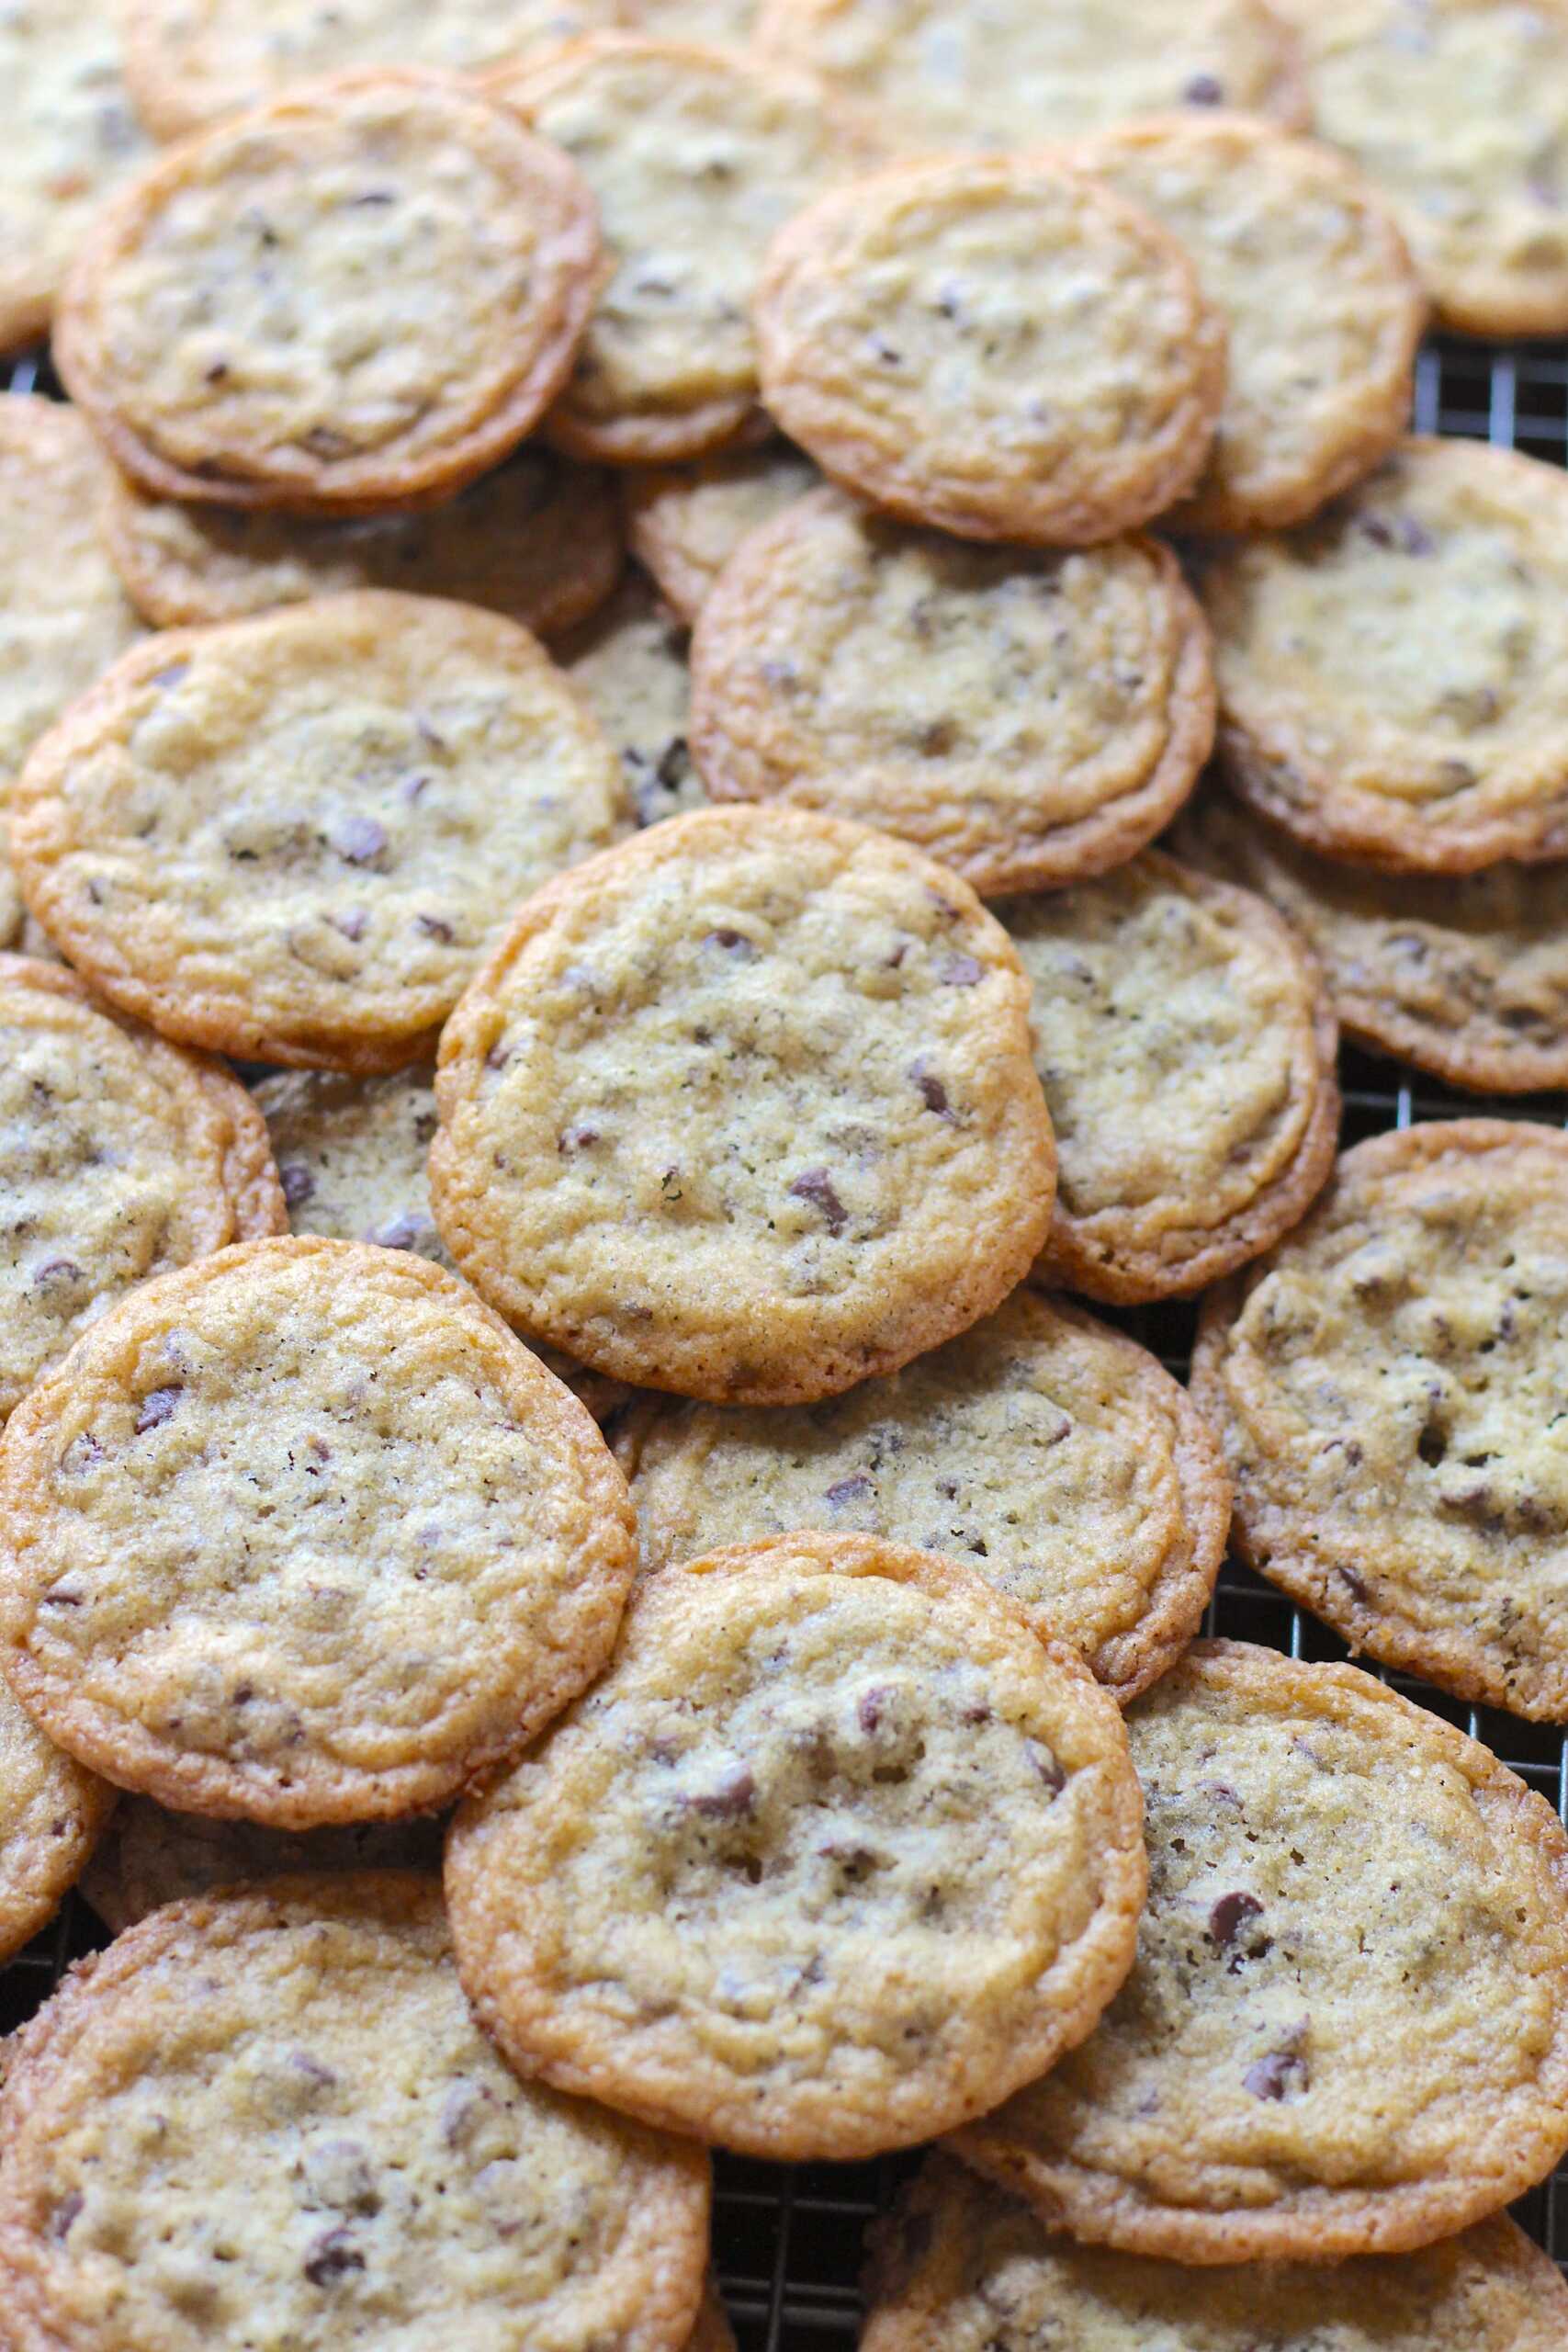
[{"x1": 4, "y1": 332, "x2": 1568, "y2": 2346}]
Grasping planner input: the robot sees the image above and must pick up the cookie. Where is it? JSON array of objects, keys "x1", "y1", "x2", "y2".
[
  {"x1": 686, "y1": 2288, "x2": 737, "y2": 2352},
  {"x1": 623, "y1": 438, "x2": 819, "y2": 623},
  {"x1": 255, "y1": 1062, "x2": 633, "y2": 1422},
  {"x1": 1203, "y1": 437, "x2": 1568, "y2": 874},
  {"x1": 558, "y1": 569, "x2": 707, "y2": 826},
  {"x1": 79, "y1": 1797, "x2": 445, "y2": 1933},
  {"x1": 0, "y1": 1873, "x2": 711, "y2": 2352},
  {"x1": 0, "y1": 0, "x2": 153, "y2": 351},
  {"x1": 1283, "y1": 0, "x2": 1568, "y2": 337},
  {"x1": 11, "y1": 590, "x2": 632, "y2": 1071},
  {"x1": 1171, "y1": 785, "x2": 1568, "y2": 1094},
  {"x1": 446, "y1": 1532, "x2": 1146, "y2": 2159},
  {"x1": 689, "y1": 491, "x2": 1213, "y2": 895},
  {"x1": 755, "y1": 154, "x2": 1226, "y2": 546},
  {"x1": 621, "y1": 1285, "x2": 1228, "y2": 1703},
  {"x1": 759, "y1": 0, "x2": 1304, "y2": 151},
  {"x1": 1193, "y1": 1120, "x2": 1568, "y2": 1722},
  {"x1": 99, "y1": 443, "x2": 624, "y2": 635},
  {"x1": 430, "y1": 805, "x2": 1055, "y2": 1404},
  {"x1": 0, "y1": 400, "x2": 142, "y2": 947},
  {"x1": 1067, "y1": 114, "x2": 1423, "y2": 534},
  {"x1": 863, "y1": 2156, "x2": 1568, "y2": 2352},
  {"x1": 0, "y1": 1673, "x2": 112, "y2": 1966},
  {"x1": 954, "y1": 1640, "x2": 1568, "y2": 2260},
  {"x1": 1004, "y1": 852, "x2": 1338, "y2": 1306},
  {"x1": 54, "y1": 74, "x2": 602, "y2": 512},
  {"x1": 0, "y1": 1236, "x2": 637, "y2": 1824},
  {"x1": 0, "y1": 956, "x2": 285, "y2": 1425},
  {"x1": 124, "y1": 0, "x2": 629, "y2": 140},
  {"x1": 490, "y1": 37, "x2": 871, "y2": 464}
]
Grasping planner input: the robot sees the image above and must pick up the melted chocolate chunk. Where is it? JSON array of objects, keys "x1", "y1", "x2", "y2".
[
  {"x1": 134, "y1": 1385, "x2": 183, "y2": 1434},
  {"x1": 788, "y1": 1168, "x2": 847, "y2": 1235}
]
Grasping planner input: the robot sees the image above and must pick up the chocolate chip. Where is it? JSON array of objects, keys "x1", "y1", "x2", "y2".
[
  {"x1": 937, "y1": 954, "x2": 983, "y2": 986},
  {"x1": 1360, "y1": 513, "x2": 1435, "y2": 557},
  {"x1": 1184, "y1": 71, "x2": 1224, "y2": 101},
  {"x1": 349, "y1": 187, "x2": 395, "y2": 207},
  {"x1": 558, "y1": 1123, "x2": 601, "y2": 1153},
  {"x1": 703, "y1": 928, "x2": 757, "y2": 957},
  {"x1": 415, "y1": 914, "x2": 455, "y2": 943},
  {"x1": 858, "y1": 1684, "x2": 894, "y2": 1732},
  {"x1": 39, "y1": 1580, "x2": 85, "y2": 1608},
  {"x1": 279, "y1": 1161, "x2": 316, "y2": 1206},
  {"x1": 59, "y1": 1434, "x2": 104, "y2": 1476},
  {"x1": 1337, "y1": 1564, "x2": 1371, "y2": 1604},
  {"x1": 788, "y1": 1168, "x2": 847, "y2": 1235},
  {"x1": 204, "y1": 359, "x2": 230, "y2": 384},
  {"x1": 366, "y1": 1214, "x2": 421, "y2": 1250},
  {"x1": 135, "y1": 1385, "x2": 182, "y2": 1433},
  {"x1": 1244, "y1": 2046, "x2": 1308, "y2": 2100},
  {"x1": 1027, "y1": 1741, "x2": 1066, "y2": 1795},
  {"x1": 33, "y1": 1258, "x2": 83, "y2": 1286},
  {"x1": 691, "y1": 1764, "x2": 755, "y2": 1819},
  {"x1": 333, "y1": 909, "x2": 368, "y2": 943},
  {"x1": 303, "y1": 2227, "x2": 365, "y2": 2287},
  {"x1": 656, "y1": 737, "x2": 691, "y2": 791},
  {"x1": 332, "y1": 815, "x2": 388, "y2": 866},
  {"x1": 908, "y1": 1062, "x2": 955, "y2": 1119},
  {"x1": 1208, "y1": 1892, "x2": 1267, "y2": 1962},
  {"x1": 826, "y1": 1474, "x2": 872, "y2": 1507},
  {"x1": 49, "y1": 2192, "x2": 83, "y2": 2242}
]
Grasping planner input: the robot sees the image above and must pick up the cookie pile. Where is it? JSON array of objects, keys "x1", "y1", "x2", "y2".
[{"x1": 3, "y1": 0, "x2": 1568, "y2": 2342}]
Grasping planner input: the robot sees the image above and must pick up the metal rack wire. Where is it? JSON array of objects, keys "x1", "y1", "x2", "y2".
[{"x1": 5, "y1": 334, "x2": 1568, "y2": 2346}]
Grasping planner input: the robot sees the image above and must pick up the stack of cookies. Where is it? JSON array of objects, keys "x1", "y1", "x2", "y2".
[{"x1": 3, "y1": 0, "x2": 1568, "y2": 2344}]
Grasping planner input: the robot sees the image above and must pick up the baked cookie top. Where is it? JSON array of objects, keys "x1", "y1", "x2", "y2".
[
  {"x1": 754, "y1": 154, "x2": 1225, "y2": 545},
  {"x1": 125, "y1": 0, "x2": 628, "y2": 139},
  {"x1": 755, "y1": 0, "x2": 1305, "y2": 153},
  {"x1": 558, "y1": 570, "x2": 706, "y2": 827},
  {"x1": 955, "y1": 1640, "x2": 1568, "y2": 2261},
  {"x1": 54, "y1": 74, "x2": 602, "y2": 511},
  {"x1": 1005, "y1": 852, "x2": 1338, "y2": 1305},
  {"x1": 491, "y1": 38, "x2": 869, "y2": 464},
  {"x1": 1286, "y1": 0, "x2": 1568, "y2": 337},
  {"x1": 0, "y1": 401, "x2": 142, "y2": 945},
  {"x1": 863, "y1": 2156, "x2": 1568, "y2": 2352},
  {"x1": 430, "y1": 805, "x2": 1055, "y2": 1403},
  {"x1": 0, "y1": 1874, "x2": 711, "y2": 2352},
  {"x1": 624, "y1": 439, "x2": 820, "y2": 624},
  {"x1": 0, "y1": 0, "x2": 153, "y2": 351},
  {"x1": 1193, "y1": 1119, "x2": 1568, "y2": 1723},
  {"x1": 446, "y1": 1532, "x2": 1146, "y2": 2159},
  {"x1": 1203, "y1": 437, "x2": 1568, "y2": 873},
  {"x1": 99, "y1": 444, "x2": 625, "y2": 636},
  {"x1": 689, "y1": 490, "x2": 1213, "y2": 895},
  {"x1": 1172, "y1": 785, "x2": 1568, "y2": 1095},
  {"x1": 0, "y1": 1671, "x2": 112, "y2": 1967},
  {"x1": 0, "y1": 956, "x2": 284, "y2": 1425},
  {"x1": 0, "y1": 1237, "x2": 637, "y2": 1824},
  {"x1": 1068, "y1": 113, "x2": 1423, "y2": 534},
  {"x1": 11, "y1": 590, "x2": 631, "y2": 1070},
  {"x1": 621, "y1": 1286, "x2": 1227, "y2": 1702},
  {"x1": 80, "y1": 1797, "x2": 444, "y2": 1933}
]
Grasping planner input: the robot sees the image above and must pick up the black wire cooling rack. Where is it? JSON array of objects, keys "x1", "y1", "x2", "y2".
[{"x1": 5, "y1": 334, "x2": 1568, "y2": 2345}]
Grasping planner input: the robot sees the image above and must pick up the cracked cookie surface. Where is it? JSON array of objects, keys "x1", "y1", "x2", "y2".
[
  {"x1": 0, "y1": 1237, "x2": 637, "y2": 1824},
  {"x1": 10, "y1": 590, "x2": 631, "y2": 1071},
  {"x1": 690, "y1": 490, "x2": 1213, "y2": 894},
  {"x1": 621, "y1": 1286, "x2": 1227, "y2": 1702},
  {"x1": 430, "y1": 805, "x2": 1055, "y2": 1404},
  {"x1": 0, "y1": 1873, "x2": 711, "y2": 2352},
  {"x1": 954, "y1": 1640, "x2": 1568, "y2": 2260},
  {"x1": 1193, "y1": 1119, "x2": 1568, "y2": 1721},
  {"x1": 1203, "y1": 437, "x2": 1568, "y2": 872},
  {"x1": 755, "y1": 154, "x2": 1225, "y2": 545},
  {"x1": 446, "y1": 1532, "x2": 1145, "y2": 2158},
  {"x1": 55, "y1": 74, "x2": 602, "y2": 511},
  {"x1": 1004, "y1": 852, "x2": 1338, "y2": 1304}
]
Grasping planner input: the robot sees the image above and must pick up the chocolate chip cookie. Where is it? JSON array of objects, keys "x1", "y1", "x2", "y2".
[
  {"x1": 690, "y1": 491, "x2": 1213, "y2": 894},
  {"x1": 446, "y1": 1532, "x2": 1146, "y2": 2158},
  {"x1": 1203, "y1": 437, "x2": 1568, "y2": 872},
  {"x1": 755, "y1": 154, "x2": 1226, "y2": 545},
  {"x1": 755, "y1": 0, "x2": 1305, "y2": 153},
  {"x1": 0, "y1": 0, "x2": 152, "y2": 350},
  {"x1": 55, "y1": 74, "x2": 602, "y2": 511},
  {"x1": 491, "y1": 37, "x2": 871, "y2": 463},
  {"x1": 80, "y1": 1797, "x2": 445, "y2": 1933},
  {"x1": 1068, "y1": 114, "x2": 1424, "y2": 533},
  {"x1": 624, "y1": 439, "x2": 820, "y2": 623},
  {"x1": 0, "y1": 1237, "x2": 637, "y2": 1824},
  {"x1": 1193, "y1": 1119, "x2": 1568, "y2": 1722},
  {"x1": 864, "y1": 2155, "x2": 1568, "y2": 2351},
  {"x1": 1171, "y1": 784, "x2": 1568, "y2": 1094},
  {"x1": 1284, "y1": 0, "x2": 1568, "y2": 337},
  {"x1": 0, "y1": 1673, "x2": 112, "y2": 1965},
  {"x1": 430, "y1": 806, "x2": 1055, "y2": 1403},
  {"x1": 0, "y1": 1873, "x2": 711, "y2": 2352},
  {"x1": 100, "y1": 444, "x2": 625, "y2": 636},
  {"x1": 11, "y1": 590, "x2": 631, "y2": 1070},
  {"x1": 955, "y1": 1640, "x2": 1568, "y2": 2260},
  {"x1": 558, "y1": 569, "x2": 707, "y2": 826},
  {"x1": 0, "y1": 956, "x2": 284, "y2": 1424},
  {"x1": 1005, "y1": 852, "x2": 1338, "y2": 1305},
  {"x1": 622, "y1": 1285, "x2": 1228, "y2": 1703}
]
